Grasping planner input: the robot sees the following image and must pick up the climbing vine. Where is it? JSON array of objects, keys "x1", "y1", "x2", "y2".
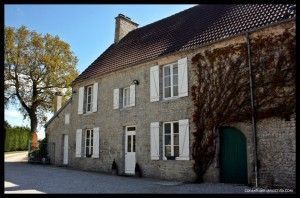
[{"x1": 191, "y1": 24, "x2": 295, "y2": 182}]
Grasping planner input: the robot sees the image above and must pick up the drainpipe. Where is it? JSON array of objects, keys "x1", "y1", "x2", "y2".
[{"x1": 246, "y1": 32, "x2": 258, "y2": 188}]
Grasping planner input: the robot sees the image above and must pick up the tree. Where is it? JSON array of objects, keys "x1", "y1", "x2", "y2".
[
  {"x1": 4, "y1": 26, "x2": 79, "y2": 134},
  {"x1": 191, "y1": 24, "x2": 295, "y2": 182},
  {"x1": 5, "y1": 120, "x2": 11, "y2": 128}
]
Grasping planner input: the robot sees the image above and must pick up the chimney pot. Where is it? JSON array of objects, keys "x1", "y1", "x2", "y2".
[{"x1": 114, "y1": 13, "x2": 138, "y2": 43}]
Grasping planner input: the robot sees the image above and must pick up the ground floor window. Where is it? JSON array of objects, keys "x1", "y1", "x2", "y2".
[
  {"x1": 85, "y1": 129, "x2": 93, "y2": 157},
  {"x1": 163, "y1": 121, "x2": 179, "y2": 159}
]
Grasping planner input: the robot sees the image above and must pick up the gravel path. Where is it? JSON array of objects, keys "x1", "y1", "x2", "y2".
[
  {"x1": 4, "y1": 161, "x2": 257, "y2": 194},
  {"x1": 5, "y1": 151, "x2": 28, "y2": 162}
]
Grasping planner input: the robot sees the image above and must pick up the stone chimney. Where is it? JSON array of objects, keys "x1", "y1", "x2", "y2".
[
  {"x1": 114, "y1": 14, "x2": 139, "y2": 43},
  {"x1": 54, "y1": 92, "x2": 62, "y2": 112}
]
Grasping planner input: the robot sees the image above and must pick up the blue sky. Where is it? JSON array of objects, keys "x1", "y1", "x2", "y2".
[{"x1": 4, "y1": 4, "x2": 196, "y2": 139}]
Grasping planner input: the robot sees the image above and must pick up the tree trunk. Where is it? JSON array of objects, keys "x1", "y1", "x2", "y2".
[{"x1": 29, "y1": 111, "x2": 38, "y2": 149}]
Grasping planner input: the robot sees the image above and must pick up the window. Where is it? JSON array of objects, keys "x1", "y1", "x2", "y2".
[
  {"x1": 65, "y1": 113, "x2": 70, "y2": 125},
  {"x1": 85, "y1": 85, "x2": 93, "y2": 113},
  {"x1": 163, "y1": 63, "x2": 178, "y2": 99},
  {"x1": 163, "y1": 122, "x2": 179, "y2": 159},
  {"x1": 123, "y1": 87, "x2": 130, "y2": 108},
  {"x1": 85, "y1": 129, "x2": 93, "y2": 157}
]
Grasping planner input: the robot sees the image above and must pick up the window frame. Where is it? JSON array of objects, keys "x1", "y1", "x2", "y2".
[
  {"x1": 122, "y1": 87, "x2": 131, "y2": 108},
  {"x1": 84, "y1": 129, "x2": 93, "y2": 158},
  {"x1": 163, "y1": 121, "x2": 180, "y2": 160},
  {"x1": 85, "y1": 85, "x2": 93, "y2": 113},
  {"x1": 125, "y1": 126, "x2": 136, "y2": 153},
  {"x1": 163, "y1": 62, "x2": 179, "y2": 100}
]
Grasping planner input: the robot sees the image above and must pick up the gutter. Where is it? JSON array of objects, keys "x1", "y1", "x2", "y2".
[{"x1": 246, "y1": 32, "x2": 258, "y2": 188}]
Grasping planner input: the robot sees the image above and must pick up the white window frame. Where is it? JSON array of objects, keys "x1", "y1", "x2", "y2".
[
  {"x1": 84, "y1": 129, "x2": 93, "y2": 157},
  {"x1": 163, "y1": 121, "x2": 179, "y2": 160},
  {"x1": 163, "y1": 63, "x2": 179, "y2": 99},
  {"x1": 123, "y1": 87, "x2": 130, "y2": 108},
  {"x1": 85, "y1": 85, "x2": 93, "y2": 113}
]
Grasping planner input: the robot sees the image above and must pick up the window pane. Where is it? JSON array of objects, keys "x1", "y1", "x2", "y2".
[
  {"x1": 86, "y1": 139, "x2": 89, "y2": 146},
  {"x1": 174, "y1": 134, "x2": 179, "y2": 145},
  {"x1": 124, "y1": 88, "x2": 130, "y2": 106},
  {"x1": 91, "y1": 147, "x2": 93, "y2": 155},
  {"x1": 164, "y1": 66, "x2": 170, "y2": 76},
  {"x1": 86, "y1": 147, "x2": 89, "y2": 156},
  {"x1": 173, "y1": 64, "x2": 178, "y2": 75},
  {"x1": 174, "y1": 146, "x2": 179, "y2": 157},
  {"x1": 173, "y1": 75, "x2": 178, "y2": 86},
  {"x1": 173, "y1": 86, "x2": 178, "y2": 96},
  {"x1": 164, "y1": 87, "x2": 171, "y2": 98},
  {"x1": 173, "y1": 122, "x2": 179, "y2": 134},
  {"x1": 87, "y1": 104, "x2": 91, "y2": 111},
  {"x1": 165, "y1": 146, "x2": 171, "y2": 157},
  {"x1": 127, "y1": 135, "x2": 131, "y2": 152},
  {"x1": 127, "y1": 127, "x2": 136, "y2": 131},
  {"x1": 164, "y1": 76, "x2": 171, "y2": 87},
  {"x1": 133, "y1": 135, "x2": 136, "y2": 152},
  {"x1": 88, "y1": 87, "x2": 92, "y2": 95},
  {"x1": 87, "y1": 130, "x2": 90, "y2": 137},
  {"x1": 164, "y1": 135, "x2": 171, "y2": 145},
  {"x1": 164, "y1": 123, "x2": 171, "y2": 134}
]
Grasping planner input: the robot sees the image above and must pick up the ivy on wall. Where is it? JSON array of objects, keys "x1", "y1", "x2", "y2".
[{"x1": 191, "y1": 24, "x2": 295, "y2": 182}]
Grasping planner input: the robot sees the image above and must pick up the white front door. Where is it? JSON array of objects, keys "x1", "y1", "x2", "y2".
[
  {"x1": 125, "y1": 126, "x2": 136, "y2": 174},
  {"x1": 63, "y1": 135, "x2": 68, "y2": 165}
]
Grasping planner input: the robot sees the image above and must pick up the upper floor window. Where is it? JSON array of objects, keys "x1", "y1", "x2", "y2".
[
  {"x1": 85, "y1": 129, "x2": 93, "y2": 157},
  {"x1": 123, "y1": 87, "x2": 130, "y2": 108},
  {"x1": 85, "y1": 85, "x2": 93, "y2": 113},
  {"x1": 163, "y1": 63, "x2": 178, "y2": 99},
  {"x1": 78, "y1": 82, "x2": 98, "y2": 115}
]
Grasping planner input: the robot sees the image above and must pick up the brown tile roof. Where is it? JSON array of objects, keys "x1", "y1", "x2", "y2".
[{"x1": 73, "y1": 4, "x2": 295, "y2": 85}]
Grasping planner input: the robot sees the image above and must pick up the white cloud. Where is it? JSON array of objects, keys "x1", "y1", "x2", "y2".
[{"x1": 5, "y1": 109, "x2": 22, "y2": 118}]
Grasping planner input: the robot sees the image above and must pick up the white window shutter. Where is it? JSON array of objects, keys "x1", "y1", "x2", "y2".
[
  {"x1": 65, "y1": 114, "x2": 70, "y2": 125},
  {"x1": 78, "y1": 87, "x2": 84, "y2": 114},
  {"x1": 150, "y1": 122, "x2": 160, "y2": 160},
  {"x1": 178, "y1": 57, "x2": 188, "y2": 97},
  {"x1": 113, "y1": 88, "x2": 119, "y2": 109},
  {"x1": 92, "y1": 83, "x2": 98, "y2": 112},
  {"x1": 129, "y1": 85, "x2": 135, "y2": 107},
  {"x1": 75, "y1": 129, "x2": 82, "y2": 157},
  {"x1": 150, "y1": 65, "x2": 160, "y2": 102},
  {"x1": 92, "y1": 127, "x2": 99, "y2": 158},
  {"x1": 179, "y1": 119, "x2": 189, "y2": 160}
]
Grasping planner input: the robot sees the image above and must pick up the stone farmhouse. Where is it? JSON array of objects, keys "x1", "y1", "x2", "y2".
[{"x1": 45, "y1": 4, "x2": 295, "y2": 188}]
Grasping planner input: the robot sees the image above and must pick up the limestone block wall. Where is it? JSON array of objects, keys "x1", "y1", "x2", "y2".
[{"x1": 46, "y1": 19, "x2": 295, "y2": 186}]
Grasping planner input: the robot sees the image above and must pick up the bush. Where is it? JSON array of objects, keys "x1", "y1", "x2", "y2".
[
  {"x1": 29, "y1": 137, "x2": 48, "y2": 163},
  {"x1": 5, "y1": 127, "x2": 31, "y2": 152}
]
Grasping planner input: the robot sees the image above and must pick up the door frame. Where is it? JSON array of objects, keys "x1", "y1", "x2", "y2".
[
  {"x1": 63, "y1": 134, "x2": 68, "y2": 165},
  {"x1": 124, "y1": 125, "x2": 136, "y2": 174}
]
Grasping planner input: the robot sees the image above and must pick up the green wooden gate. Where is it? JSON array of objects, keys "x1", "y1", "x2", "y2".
[{"x1": 220, "y1": 127, "x2": 247, "y2": 184}]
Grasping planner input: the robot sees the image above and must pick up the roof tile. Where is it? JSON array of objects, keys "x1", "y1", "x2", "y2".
[{"x1": 73, "y1": 4, "x2": 295, "y2": 84}]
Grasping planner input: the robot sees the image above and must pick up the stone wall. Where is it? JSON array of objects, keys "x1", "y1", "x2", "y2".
[{"x1": 46, "y1": 102, "x2": 72, "y2": 165}]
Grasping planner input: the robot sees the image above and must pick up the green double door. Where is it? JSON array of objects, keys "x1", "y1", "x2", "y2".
[{"x1": 220, "y1": 127, "x2": 247, "y2": 184}]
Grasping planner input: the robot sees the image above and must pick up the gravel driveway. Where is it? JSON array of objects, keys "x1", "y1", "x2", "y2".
[{"x1": 4, "y1": 161, "x2": 256, "y2": 194}]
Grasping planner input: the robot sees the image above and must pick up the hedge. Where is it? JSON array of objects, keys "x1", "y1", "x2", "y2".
[{"x1": 5, "y1": 127, "x2": 31, "y2": 152}]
